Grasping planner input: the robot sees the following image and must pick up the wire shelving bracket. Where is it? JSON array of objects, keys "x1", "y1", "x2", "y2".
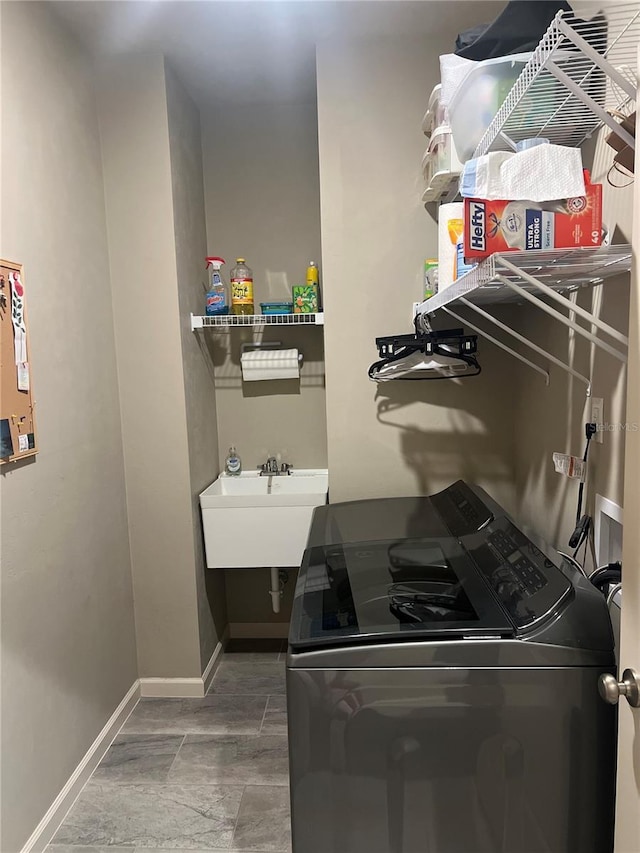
[
  {"x1": 442, "y1": 305, "x2": 551, "y2": 387},
  {"x1": 454, "y1": 298, "x2": 591, "y2": 395}
]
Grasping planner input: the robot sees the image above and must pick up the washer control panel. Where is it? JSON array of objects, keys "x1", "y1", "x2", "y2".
[
  {"x1": 488, "y1": 528, "x2": 548, "y2": 596},
  {"x1": 431, "y1": 480, "x2": 494, "y2": 537},
  {"x1": 466, "y1": 519, "x2": 572, "y2": 629}
]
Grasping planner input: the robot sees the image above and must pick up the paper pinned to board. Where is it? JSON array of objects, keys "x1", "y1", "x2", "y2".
[
  {"x1": 10, "y1": 272, "x2": 27, "y2": 363},
  {"x1": 17, "y1": 362, "x2": 30, "y2": 392},
  {"x1": 9, "y1": 272, "x2": 29, "y2": 391},
  {"x1": 0, "y1": 419, "x2": 13, "y2": 459},
  {"x1": 553, "y1": 452, "x2": 586, "y2": 480}
]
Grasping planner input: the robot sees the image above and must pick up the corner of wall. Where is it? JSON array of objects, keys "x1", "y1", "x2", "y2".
[
  {"x1": 96, "y1": 52, "x2": 203, "y2": 679},
  {"x1": 164, "y1": 58, "x2": 228, "y2": 669}
]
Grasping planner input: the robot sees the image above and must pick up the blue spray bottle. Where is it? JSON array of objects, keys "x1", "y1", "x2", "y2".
[{"x1": 205, "y1": 256, "x2": 229, "y2": 315}]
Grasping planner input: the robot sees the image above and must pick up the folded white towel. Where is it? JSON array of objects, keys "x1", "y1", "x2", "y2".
[{"x1": 460, "y1": 144, "x2": 586, "y2": 202}]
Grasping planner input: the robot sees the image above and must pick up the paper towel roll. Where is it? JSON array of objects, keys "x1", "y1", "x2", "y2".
[
  {"x1": 438, "y1": 202, "x2": 464, "y2": 291},
  {"x1": 241, "y1": 349, "x2": 300, "y2": 382}
]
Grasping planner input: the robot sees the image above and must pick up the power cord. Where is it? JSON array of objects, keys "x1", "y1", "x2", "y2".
[
  {"x1": 589, "y1": 561, "x2": 622, "y2": 592},
  {"x1": 576, "y1": 422, "x2": 597, "y2": 524},
  {"x1": 573, "y1": 523, "x2": 590, "y2": 567},
  {"x1": 568, "y1": 422, "x2": 597, "y2": 555}
]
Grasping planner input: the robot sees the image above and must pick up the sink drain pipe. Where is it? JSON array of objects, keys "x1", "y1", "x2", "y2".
[{"x1": 270, "y1": 567, "x2": 282, "y2": 613}]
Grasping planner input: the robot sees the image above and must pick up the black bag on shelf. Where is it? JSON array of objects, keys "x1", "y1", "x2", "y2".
[{"x1": 455, "y1": 0, "x2": 573, "y2": 59}]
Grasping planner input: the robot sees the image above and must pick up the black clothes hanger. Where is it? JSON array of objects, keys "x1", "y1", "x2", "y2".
[{"x1": 369, "y1": 320, "x2": 481, "y2": 382}]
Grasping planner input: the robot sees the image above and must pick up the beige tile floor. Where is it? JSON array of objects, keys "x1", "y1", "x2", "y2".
[{"x1": 49, "y1": 647, "x2": 291, "y2": 853}]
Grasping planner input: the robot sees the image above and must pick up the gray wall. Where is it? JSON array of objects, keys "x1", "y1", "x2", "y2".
[
  {"x1": 505, "y1": 283, "x2": 629, "y2": 561},
  {"x1": 165, "y1": 61, "x2": 227, "y2": 667},
  {"x1": 97, "y1": 54, "x2": 204, "y2": 678},
  {"x1": 316, "y1": 35, "x2": 517, "y2": 509},
  {"x1": 509, "y1": 131, "x2": 634, "y2": 564},
  {"x1": 201, "y1": 98, "x2": 326, "y2": 626},
  {"x1": 225, "y1": 568, "x2": 298, "y2": 632},
  {"x1": 0, "y1": 3, "x2": 138, "y2": 849},
  {"x1": 212, "y1": 325, "x2": 327, "y2": 473},
  {"x1": 201, "y1": 100, "x2": 326, "y2": 472}
]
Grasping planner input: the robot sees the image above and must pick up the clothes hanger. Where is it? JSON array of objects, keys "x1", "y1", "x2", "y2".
[{"x1": 368, "y1": 319, "x2": 481, "y2": 382}]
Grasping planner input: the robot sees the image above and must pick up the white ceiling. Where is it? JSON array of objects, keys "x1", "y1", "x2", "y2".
[{"x1": 52, "y1": 0, "x2": 505, "y2": 106}]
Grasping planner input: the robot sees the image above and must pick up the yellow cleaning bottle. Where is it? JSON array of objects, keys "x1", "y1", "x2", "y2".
[
  {"x1": 231, "y1": 258, "x2": 254, "y2": 316},
  {"x1": 306, "y1": 261, "x2": 319, "y2": 287},
  {"x1": 293, "y1": 260, "x2": 319, "y2": 313}
]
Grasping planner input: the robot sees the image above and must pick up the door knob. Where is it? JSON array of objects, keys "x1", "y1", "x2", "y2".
[{"x1": 598, "y1": 669, "x2": 640, "y2": 707}]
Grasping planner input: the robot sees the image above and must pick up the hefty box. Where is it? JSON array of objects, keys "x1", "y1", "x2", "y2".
[{"x1": 464, "y1": 178, "x2": 602, "y2": 258}]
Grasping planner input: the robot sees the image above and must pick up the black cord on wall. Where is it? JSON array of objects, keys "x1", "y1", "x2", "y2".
[{"x1": 568, "y1": 422, "x2": 597, "y2": 558}]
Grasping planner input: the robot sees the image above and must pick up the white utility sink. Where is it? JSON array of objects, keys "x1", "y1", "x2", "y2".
[{"x1": 200, "y1": 469, "x2": 328, "y2": 568}]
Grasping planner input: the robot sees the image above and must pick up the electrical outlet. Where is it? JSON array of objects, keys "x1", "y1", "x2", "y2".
[{"x1": 591, "y1": 397, "x2": 604, "y2": 444}]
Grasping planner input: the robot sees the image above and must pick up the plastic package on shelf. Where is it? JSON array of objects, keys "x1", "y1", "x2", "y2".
[
  {"x1": 439, "y1": 54, "x2": 476, "y2": 107},
  {"x1": 438, "y1": 202, "x2": 476, "y2": 290},
  {"x1": 448, "y1": 53, "x2": 531, "y2": 162},
  {"x1": 463, "y1": 173, "x2": 603, "y2": 258},
  {"x1": 260, "y1": 301, "x2": 293, "y2": 315},
  {"x1": 421, "y1": 85, "x2": 448, "y2": 137},
  {"x1": 422, "y1": 127, "x2": 463, "y2": 201}
]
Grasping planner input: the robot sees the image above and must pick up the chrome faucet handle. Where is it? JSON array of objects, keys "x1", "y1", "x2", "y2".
[{"x1": 281, "y1": 462, "x2": 293, "y2": 475}]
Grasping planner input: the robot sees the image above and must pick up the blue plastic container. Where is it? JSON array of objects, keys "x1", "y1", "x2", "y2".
[{"x1": 260, "y1": 302, "x2": 293, "y2": 315}]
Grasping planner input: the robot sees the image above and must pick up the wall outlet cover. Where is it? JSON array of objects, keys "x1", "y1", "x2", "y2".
[{"x1": 591, "y1": 396, "x2": 604, "y2": 444}]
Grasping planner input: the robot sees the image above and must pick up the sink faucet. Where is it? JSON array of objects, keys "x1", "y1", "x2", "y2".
[
  {"x1": 259, "y1": 456, "x2": 280, "y2": 476},
  {"x1": 259, "y1": 457, "x2": 293, "y2": 476}
]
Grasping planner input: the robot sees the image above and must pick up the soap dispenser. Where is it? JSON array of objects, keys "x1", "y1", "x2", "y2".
[{"x1": 225, "y1": 446, "x2": 242, "y2": 476}]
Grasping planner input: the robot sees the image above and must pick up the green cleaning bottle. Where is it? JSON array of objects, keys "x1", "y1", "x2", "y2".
[{"x1": 424, "y1": 259, "x2": 438, "y2": 299}]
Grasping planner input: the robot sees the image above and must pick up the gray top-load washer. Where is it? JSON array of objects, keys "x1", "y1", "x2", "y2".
[{"x1": 287, "y1": 481, "x2": 616, "y2": 853}]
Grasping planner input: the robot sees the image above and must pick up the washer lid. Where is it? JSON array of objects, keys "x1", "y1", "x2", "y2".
[
  {"x1": 289, "y1": 537, "x2": 515, "y2": 650},
  {"x1": 305, "y1": 482, "x2": 494, "y2": 548}
]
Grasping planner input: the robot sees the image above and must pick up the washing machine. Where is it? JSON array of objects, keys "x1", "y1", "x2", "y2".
[{"x1": 286, "y1": 481, "x2": 616, "y2": 853}]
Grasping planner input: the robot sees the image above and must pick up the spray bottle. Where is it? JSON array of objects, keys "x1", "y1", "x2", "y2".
[{"x1": 205, "y1": 256, "x2": 229, "y2": 315}]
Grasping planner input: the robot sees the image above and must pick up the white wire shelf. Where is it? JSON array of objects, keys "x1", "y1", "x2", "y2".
[
  {"x1": 191, "y1": 312, "x2": 324, "y2": 331},
  {"x1": 416, "y1": 245, "x2": 632, "y2": 313},
  {"x1": 414, "y1": 246, "x2": 631, "y2": 395},
  {"x1": 475, "y1": 4, "x2": 639, "y2": 156}
]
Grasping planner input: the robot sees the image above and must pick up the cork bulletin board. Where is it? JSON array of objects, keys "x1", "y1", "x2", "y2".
[{"x1": 0, "y1": 260, "x2": 37, "y2": 464}]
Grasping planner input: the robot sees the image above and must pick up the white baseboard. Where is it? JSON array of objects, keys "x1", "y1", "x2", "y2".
[
  {"x1": 139, "y1": 635, "x2": 227, "y2": 698},
  {"x1": 19, "y1": 632, "x2": 232, "y2": 853},
  {"x1": 230, "y1": 621, "x2": 290, "y2": 639},
  {"x1": 138, "y1": 677, "x2": 205, "y2": 698},
  {"x1": 20, "y1": 679, "x2": 140, "y2": 853},
  {"x1": 202, "y1": 628, "x2": 229, "y2": 692}
]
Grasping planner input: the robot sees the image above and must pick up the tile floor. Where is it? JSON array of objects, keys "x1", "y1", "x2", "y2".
[{"x1": 49, "y1": 643, "x2": 291, "y2": 853}]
